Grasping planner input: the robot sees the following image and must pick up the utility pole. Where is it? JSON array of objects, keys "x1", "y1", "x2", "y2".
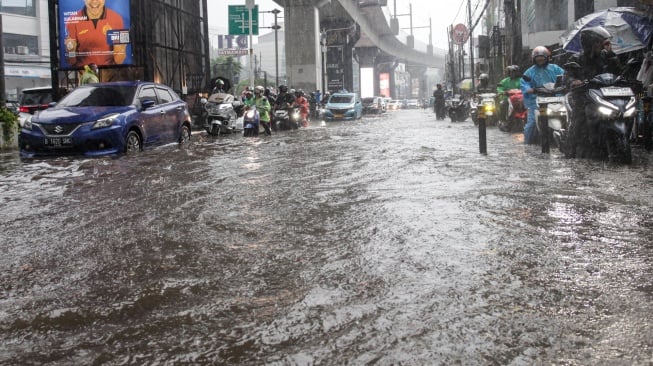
[
  {"x1": 468, "y1": 0, "x2": 475, "y2": 94},
  {"x1": 246, "y1": 0, "x2": 255, "y2": 90},
  {"x1": 0, "y1": 15, "x2": 6, "y2": 104}
]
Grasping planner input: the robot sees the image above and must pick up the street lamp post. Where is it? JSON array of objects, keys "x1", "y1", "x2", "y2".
[{"x1": 261, "y1": 9, "x2": 282, "y2": 87}]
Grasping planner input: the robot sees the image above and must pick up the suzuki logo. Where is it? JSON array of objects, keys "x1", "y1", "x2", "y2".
[{"x1": 54, "y1": 125, "x2": 63, "y2": 134}]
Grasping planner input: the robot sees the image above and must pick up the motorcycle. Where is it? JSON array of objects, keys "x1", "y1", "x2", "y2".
[
  {"x1": 200, "y1": 93, "x2": 244, "y2": 136},
  {"x1": 243, "y1": 106, "x2": 261, "y2": 137},
  {"x1": 472, "y1": 93, "x2": 497, "y2": 126},
  {"x1": 498, "y1": 89, "x2": 527, "y2": 132},
  {"x1": 273, "y1": 106, "x2": 301, "y2": 131},
  {"x1": 566, "y1": 71, "x2": 639, "y2": 163},
  {"x1": 533, "y1": 82, "x2": 568, "y2": 153},
  {"x1": 448, "y1": 95, "x2": 469, "y2": 122}
]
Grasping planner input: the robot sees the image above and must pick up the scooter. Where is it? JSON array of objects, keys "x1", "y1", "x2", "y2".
[
  {"x1": 533, "y1": 82, "x2": 568, "y2": 154},
  {"x1": 200, "y1": 93, "x2": 243, "y2": 136},
  {"x1": 472, "y1": 93, "x2": 498, "y2": 126},
  {"x1": 273, "y1": 106, "x2": 301, "y2": 131},
  {"x1": 498, "y1": 89, "x2": 527, "y2": 132},
  {"x1": 448, "y1": 95, "x2": 469, "y2": 122},
  {"x1": 243, "y1": 106, "x2": 261, "y2": 137},
  {"x1": 566, "y1": 72, "x2": 638, "y2": 163}
]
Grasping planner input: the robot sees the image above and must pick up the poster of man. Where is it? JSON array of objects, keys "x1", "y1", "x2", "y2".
[{"x1": 59, "y1": 0, "x2": 132, "y2": 69}]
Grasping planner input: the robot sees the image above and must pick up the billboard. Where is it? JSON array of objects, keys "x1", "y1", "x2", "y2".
[{"x1": 59, "y1": 0, "x2": 132, "y2": 69}]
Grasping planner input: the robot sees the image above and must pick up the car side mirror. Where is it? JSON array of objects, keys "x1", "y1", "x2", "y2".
[{"x1": 141, "y1": 99, "x2": 156, "y2": 110}]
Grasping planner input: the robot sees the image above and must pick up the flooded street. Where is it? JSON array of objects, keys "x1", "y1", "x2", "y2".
[{"x1": 1, "y1": 109, "x2": 653, "y2": 365}]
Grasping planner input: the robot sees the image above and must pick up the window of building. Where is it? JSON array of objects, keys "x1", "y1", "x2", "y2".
[
  {"x1": 0, "y1": 0, "x2": 36, "y2": 17},
  {"x1": 2, "y1": 33, "x2": 38, "y2": 56},
  {"x1": 526, "y1": 0, "x2": 568, "y2": 33}
]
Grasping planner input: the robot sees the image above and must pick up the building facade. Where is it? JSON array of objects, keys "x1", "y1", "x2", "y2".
[{"x1": 2, "y1": 0, "x2": 210, "y2": 101}]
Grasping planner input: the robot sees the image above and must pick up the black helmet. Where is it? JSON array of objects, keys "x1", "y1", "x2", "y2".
[
  {"x1": 580, "y1": 26, "x2": 612, "y2": 53},
  {"x1": 295, "y1": 89, "x2": 304, "y2": 97},
  {"x1": 279, "y1": 85, "x2": 288, "y2": 93}
]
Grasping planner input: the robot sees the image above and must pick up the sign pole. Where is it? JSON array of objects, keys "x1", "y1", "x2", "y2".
[{"x1": 247, "y1": 0, "x2": 254, "y2": 90}]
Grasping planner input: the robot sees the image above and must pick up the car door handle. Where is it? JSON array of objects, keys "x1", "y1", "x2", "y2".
[{"x1": 160, "y1": 110, "x2": 166, "y2": 115}]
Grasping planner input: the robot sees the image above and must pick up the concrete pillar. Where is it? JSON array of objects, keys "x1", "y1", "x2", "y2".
[
  {"x1": 406, "y1": 64, "x2": 427, "y2": 99},
  {"x1": 284, "y1": 1, "x2": 321, "y2": 92}
]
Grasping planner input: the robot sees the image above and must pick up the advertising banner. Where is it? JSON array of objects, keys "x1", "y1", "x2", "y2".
[{"x1": 59, "y1": 0, "x2": 132, "y2": 69}]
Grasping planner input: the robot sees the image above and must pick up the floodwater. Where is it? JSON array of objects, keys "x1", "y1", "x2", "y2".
[{"x1": 1, "y1": 109, "x2": 652, "y2": 365}]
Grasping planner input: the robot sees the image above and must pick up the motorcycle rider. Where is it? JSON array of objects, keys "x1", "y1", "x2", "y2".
[
  {"x1": 521, "y1": 46, "x2": 565, "y2": 144},
  {"x1": 566, "y1": 26, "x2": 623, "y2": 158},
  {"x1": 497, "y1": 65, "x2": 522, "y2": 122},
  {"x1": 273, "y1": 85, "x2": 295, "y2": 110},
  {"x1": 212, "y1": 79, "x2": 226, "y2": 94},
  {"x1": 246, "y1": 85, "x2": 272, "y2": 136},
  {"x1": 294, "y1": 89, "x2": 310, "y2": 127},
  {"x1": 432, "y1": 84, "x2": 446, "y2": 120}
]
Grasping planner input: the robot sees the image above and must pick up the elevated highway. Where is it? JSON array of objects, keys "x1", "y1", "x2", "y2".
[{"x1": 272, "y1": 0, "x2": 447, "y2": 97}]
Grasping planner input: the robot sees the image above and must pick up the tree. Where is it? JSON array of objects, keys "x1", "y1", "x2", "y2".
[{"x1": 211, "y1": 56, "x2": 243, "y2": 84}]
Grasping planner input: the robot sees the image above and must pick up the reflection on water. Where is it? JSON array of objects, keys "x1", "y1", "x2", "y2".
[{"x1": 1, "y1": 111, "x2": 652, "y2": 364}]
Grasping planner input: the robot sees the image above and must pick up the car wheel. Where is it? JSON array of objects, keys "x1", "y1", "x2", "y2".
[
  {"x1": 179, "y1": 124, "x2": 191, "y2": 144},
  {"x1": 125, "y1": 130, "x2": 142, "y2": 153}
]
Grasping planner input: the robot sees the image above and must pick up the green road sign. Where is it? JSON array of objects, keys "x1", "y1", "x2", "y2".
[{"x1": 228, "y1": 5, "x2": 259, "y2": 35}]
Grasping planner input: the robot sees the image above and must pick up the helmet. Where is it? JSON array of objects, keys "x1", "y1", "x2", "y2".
[
  {"x1": 216, "y1": 79, "x2": 224, "y2": 86},
  {"x1": 289, "y1": 88, "x2": 296, "y2": 95},
  {"x1": 254, "y1": 85, "x2": 265, "y2": 93},
  {"x1": 507, "y1": 65, "x2": 519, "y2": 77},
  {"x1": 478, "y1": 73, "x2": 489, "y2": 87},
  {"x1": 580, "y1": 26, "x2": 612, "y2": 53},
  {"x1": 531, "y1": 46, "x2": 551, "y2": 64},
  {"x1": 295, "y1": 89, "x2": 304, "y2": 97},
  {"x1": 279, "y1": 85, "x2": 288, "y2": 93}
]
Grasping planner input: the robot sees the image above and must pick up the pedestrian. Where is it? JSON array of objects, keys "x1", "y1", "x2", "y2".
[{"x1": 80, "y1": 63, "x2": 99, "y2": 85}]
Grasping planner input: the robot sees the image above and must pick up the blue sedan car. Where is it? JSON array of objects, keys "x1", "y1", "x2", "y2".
[
  {"x1": 19, "y1": 81, "x2": 192, "y2": 157},
  {"x1": 323, "y1": 93, "x2": 363, "y2": 121}
]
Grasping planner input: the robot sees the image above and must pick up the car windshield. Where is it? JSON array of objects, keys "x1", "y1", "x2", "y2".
[
  {"x1": 20, "y1": 91, "x2": 53, "y2": 105},
  {"x1": 330, "y1": 95, "x2": 354, "y2": 104},
  {"x1": 57, "y1": 85, "x2": 137, "y2": 107}
]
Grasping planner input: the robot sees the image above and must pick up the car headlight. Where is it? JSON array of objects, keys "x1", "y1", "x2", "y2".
[{"x1": 92, "y1": 113, "x2": 120, "y2": 129}]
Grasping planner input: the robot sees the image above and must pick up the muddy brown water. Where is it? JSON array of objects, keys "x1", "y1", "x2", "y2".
[{"x1": 1, "y1": 110, "x2": 652, "y2": 365}]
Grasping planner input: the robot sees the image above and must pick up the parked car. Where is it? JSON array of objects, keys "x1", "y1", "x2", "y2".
[
  {"x1": 323, "y1": 93, "x2": 363, "y2": 121},
  {"x1": 361, "y1": 96, "x2": 386, "y2": 114},
  {"x1": 386, "y1": 100, "x2": 402, "y2": 111},
  {"x1": 17, "y1": 87, "x2": 57, "y2": 127},
  {"x1": 19, "y1": 81, "x2": 192, "y2": 157}
]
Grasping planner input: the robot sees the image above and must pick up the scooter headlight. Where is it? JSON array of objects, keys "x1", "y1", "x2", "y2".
[
  {"x1": 245, "y1": 110, "x2": 256, "y2": 119},
  {"x1": 623, "y1": 106, "x2": 637, "y2": 118},
  {"x1": 598, "y1": 106, "x2": 616, "y2": 117},
  {"x1": 547, "y1": 103, "x2": 566, "y2": 115}
]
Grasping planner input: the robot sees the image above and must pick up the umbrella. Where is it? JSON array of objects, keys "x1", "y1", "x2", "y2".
[
  {"x1": 560, "y1": 7, "x2": 653, "y2": 55},
  {"x1": 457, "y1": 78, "x2": 477, "y2": 91}
]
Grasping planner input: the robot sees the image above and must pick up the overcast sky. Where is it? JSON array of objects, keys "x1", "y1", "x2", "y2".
[{"x1": 207, "y1": 0, "x2": 476, "y2": 50}]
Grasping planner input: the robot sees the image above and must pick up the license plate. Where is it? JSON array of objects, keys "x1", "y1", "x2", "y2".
[
  {"x1": 601, "y1": 87, "x2": 633, "y2": 97},
  {"x1": 44, "y1": 137, "x2": 73, "y2": 147},
  {"x1": 334, "y1": 114, "x2": 343, "y2": 118},
  {"x1": 537, "y1": 96, "x2": 565, "y2": 104}
]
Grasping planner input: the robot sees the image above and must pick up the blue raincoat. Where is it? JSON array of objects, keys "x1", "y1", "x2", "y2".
[{"x1": 520, "y1": 63, "x2": 565, "y2": 144}]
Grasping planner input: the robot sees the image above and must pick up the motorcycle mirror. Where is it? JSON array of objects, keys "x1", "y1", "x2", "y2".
[{"x1": 563, "y1": 61, "x2": 581, "y2": 70}]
